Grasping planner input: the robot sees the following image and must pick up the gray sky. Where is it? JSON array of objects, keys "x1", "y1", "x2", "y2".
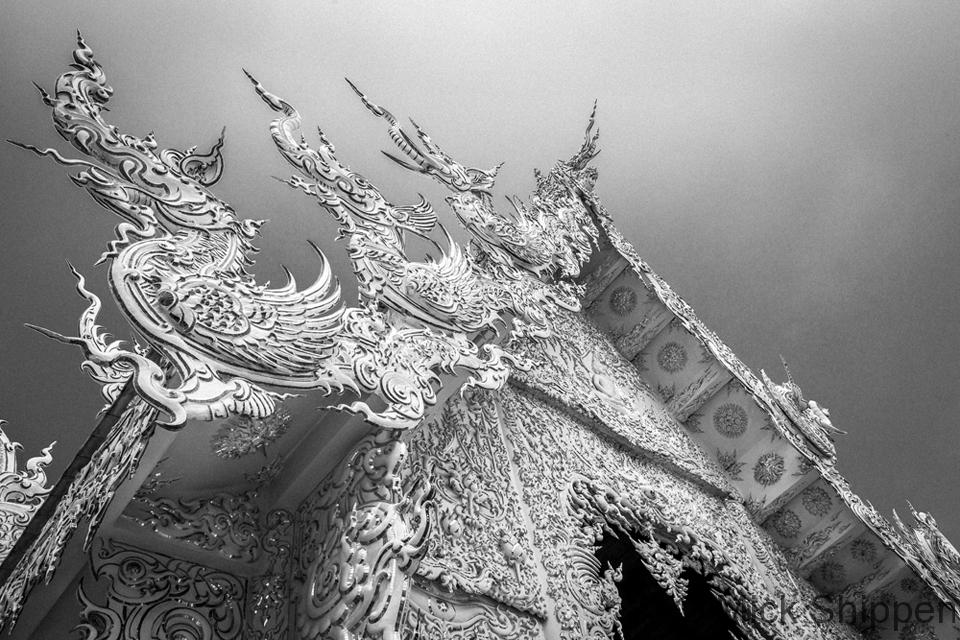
[{"x1": 2, "y1": 1, "x2": 959, "y2": 543}]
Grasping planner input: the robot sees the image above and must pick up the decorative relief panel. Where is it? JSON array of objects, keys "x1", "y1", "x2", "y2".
[
  {"x1": 212, "y1": 407, "x2": 291, "y2": 459},
  {"x1": 402, "y1": 389, "x2": 546, "y2": 616},
  {"x1": 17, "y1": 32, "x2": 958, "y2": 640},
  {"x1": 245, "y1": 509, "x2": 293, "y2": 640},
  {"x1": 762, "y1": 361, "x2": 846, "y2": 464},
  {"x1": 77, "y1": 541, "x2": 245, "y2": 640},
  {"x1": 892, "y1": 506, "x2": 960, "y2": 608},
  {"x1": 129, "y1": 491, "x2": 262, "y2": 563},
  {"x1": 508, "y1": 308, "x2": 728, "y2": 491},
  {"x1": 400, "y1": 578, "x2": 543, "y2": 640},
  {"x1": 293, "y1": 428, "x2": 429, "y2": 640},
  {"x1": 499, "y1": 386, "x2": 864, "y2": 640}
]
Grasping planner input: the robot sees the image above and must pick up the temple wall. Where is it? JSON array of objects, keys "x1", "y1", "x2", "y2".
[
  {"x1": 500, "y1": 384, "x2": 858, "y2": 639},
  {"x1": 507, "y1": 309, "x2": 729, "y2": 492},
  {"x1": 287, "y1": 310, "x2": 869, "y2": 640}
]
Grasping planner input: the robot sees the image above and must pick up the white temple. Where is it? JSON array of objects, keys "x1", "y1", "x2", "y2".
[{"x1": 0, "y1": 34, "x2": 957, "y2": 640}]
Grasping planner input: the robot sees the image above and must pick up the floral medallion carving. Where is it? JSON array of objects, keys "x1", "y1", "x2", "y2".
[
  {"x1": 901, "y1": 576, "x2": 920, "y2": 593},
  {"x1": 849, "y1": 538, "x2": 878, "y2": 564},
  {"x1": 608, "y1": 286, "x2": 637, "y2": 316},
  {"x1": 801, "y1": 486, "x2": 832, "y2": 518},
  {"x1": 818, "y1": 560, "x2": 847, "y2": 586},
  {"x1": 713, "y1": 402, "x2": 749, "y2": 438},
  {"x1": 656, "y1": 342, "x2": 688, "y2": 374},
  {"x1": 753, "y1": 452, "x2": 785, "y2": 487},
  {"x1": 770, "y1": 509, "x2": 802, "y2": 540}
]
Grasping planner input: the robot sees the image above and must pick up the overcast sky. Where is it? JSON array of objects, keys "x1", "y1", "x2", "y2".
[{"x1": 2, "y1": 1, "x2": 959, "y2": 544}]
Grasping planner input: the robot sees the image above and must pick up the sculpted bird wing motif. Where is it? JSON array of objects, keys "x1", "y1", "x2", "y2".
[{"x1": 133, "y1": 244, "x2": 345, "y2": 381}]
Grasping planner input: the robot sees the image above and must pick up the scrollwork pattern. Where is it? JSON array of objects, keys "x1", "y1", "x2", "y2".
[
  {"x1": 294, "y1": 429, "x2": 430, "y2": 640},
  {"x1": 130, "y1": 491, "x2": 262, "y2": 563},
  {"x1": 401, "y1": 578, "x2": 541, "y2": 640},
  {"x1": 76, "y1": 541, "x2": 245, "y2": 640},
  {"x1": 245, "y1": 509, "x2": 293, "y2": 640},
  {"x1": 20, "y1": 35, "x2": 607, "y2": 431}
]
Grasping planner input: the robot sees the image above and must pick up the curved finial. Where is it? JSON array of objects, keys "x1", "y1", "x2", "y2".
[
  {"x1": 779, "y1": 354, "x2": 794, "y2": 385},
  {"x1": 569, "y1": 100, "x2": 600, "y2": 170}
]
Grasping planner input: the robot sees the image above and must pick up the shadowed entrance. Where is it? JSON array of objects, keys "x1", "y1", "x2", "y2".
[{"x1": 595, "y1": 533, "x2": 747, "y2": 640}]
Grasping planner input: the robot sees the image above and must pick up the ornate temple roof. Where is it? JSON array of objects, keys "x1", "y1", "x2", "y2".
[{"x1": 1, "y1": 30, "x2": 959, "y2": 640}]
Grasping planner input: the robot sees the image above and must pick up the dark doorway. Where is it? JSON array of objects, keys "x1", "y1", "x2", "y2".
[{"x1": 595, "y1": 532, "x2": 747, "y2": 640}]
